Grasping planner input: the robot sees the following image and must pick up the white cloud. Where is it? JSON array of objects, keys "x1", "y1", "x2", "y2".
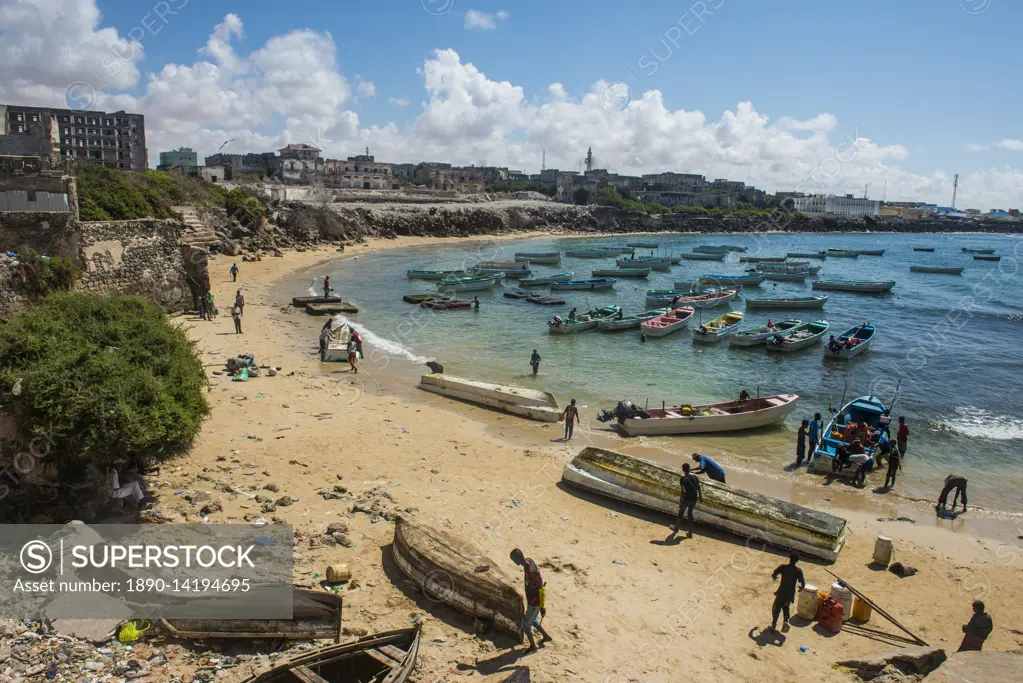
[
  {"x1": 965, "y1": 143, "x2": 989, "y2": 152},
  {"x1": 996, "y1": 139, "x2": 1023, "y2": 151},
  {"x1": 1, "y1": 4, "x2": 1020, "y2": 211},
  {"x1": 388, "y1": 97, "x2": 410, "y2": 107},
  {"x1": 464, "y1": 9, "x2": 508, "y2": 30},
  {"x1": 356, "y1": 79, "x2": 376, "y2": 99}
]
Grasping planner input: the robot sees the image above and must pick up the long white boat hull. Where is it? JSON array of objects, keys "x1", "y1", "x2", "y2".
[
  {"x1": 812, "y1": 281, "x2": 895, "y2": 293},
  {"x1": 620, "y1": 394, "x2": 798, "y2": 435},
  {"x1": 514, "y1": 256, "x2": 561, "y2": 265},
  {"x1": 730, "y1": 325, "x2": 800, "y2": 347},
  {"x1": 548, "y1": 320, "x2": 598, "y2": 334},
  {"x1": 438, "y1": 279, "x2": 499, "y2": 292},
  {"x1": 679, "y1": 253, "x2": 726, "y2": 261},
  {"x1": 561, "y1": 448, "x2": 846, "y2": 562},
  {"x1": 699, "y1": 276, "x2": 765, "y2": 287},
  {"x1": 745, "y1": 296, "x2": 828, "y2": 310},
  {"x1": 418, "y1": 373, "x2": 561, "y2": 422},
  {"x1": 642, "y1": 319, "x2": 690, "y2": 337},
  {"x1": 689, "y1": 291, "x2": 737, "y2": 309}
]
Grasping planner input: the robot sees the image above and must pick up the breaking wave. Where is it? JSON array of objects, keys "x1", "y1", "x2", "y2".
[
  {"x1": 937, "y1": 408, "x2": 1023, "y2": 441},
  {"x1": 331, "y1": 315, "x2": 434, "y2": 364}
]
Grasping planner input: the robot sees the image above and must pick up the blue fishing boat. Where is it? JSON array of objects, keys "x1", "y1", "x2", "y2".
[
  {"x1": 550, "y1": 278, "x2": 617, "y2": 291},
  {"x1": 824, "y1": 323, "x2": 874, "y2": 359},
  {"x1": 809, "y1": 394, "x2": 888, "y2": 479}
]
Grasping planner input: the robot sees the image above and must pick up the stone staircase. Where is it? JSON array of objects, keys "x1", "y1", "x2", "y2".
[{"x1": 173, "y1": 205, "x2": 221, "y2": 249}]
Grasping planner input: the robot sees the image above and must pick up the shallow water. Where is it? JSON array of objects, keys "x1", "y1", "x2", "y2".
[{"x1": 301, "y1": 232, "x2": 1023, "y2": 511}]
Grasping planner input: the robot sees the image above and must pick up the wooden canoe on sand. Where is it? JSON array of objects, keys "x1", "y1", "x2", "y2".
[
  {"x1": 243, "y1": 628, "x2": 421, "y2": 682},
  {"x1": 561, "y1": 447, "x2": 848, "y2": 562},
  {"x1": 391, "y1": 517, "x2": 524, "y2": 638}
]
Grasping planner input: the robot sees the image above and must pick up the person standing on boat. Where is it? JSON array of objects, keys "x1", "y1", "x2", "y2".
[
  {"x1": 883, "y1": 445, "x2": 902, "y2": 489},
  {"x1": 670, "y1": 295, "x2": 681, "y2": 307},
  {"x1": 530, "y1": 349, "x2": 541, "y2": 377},
  {"x1": 937, "y1": 475, "x2": 968, "y2": 513},
  {"x1": 670, "y1": 464, "x2": 702, "y2": 539},
  {"x1": 323, "y1": 276, "x2": 331, "y2": 299},
  {"x1": 738, "y1": 388, "x2": 751, "y2": 405},
  {"x1": 560, "y1": 399, "x2": 579, "y2": 441},
  {"x1": 510, "y1": 549, "x2": 553, "y2": 652},
  {"x1": 897, "y1": 416, "x2": 910, "y2": 456},
  {"x1": 796, "y1": 420, "x2": 808, "y2": 467},
  {"x1": 808, "y1": 413, "x2": 822, "y2": 461},
  {"x1": 568, "y1": 308, "x2": 577, "y2": 322},
  {"x1": 769, "y1": 554, "x2": 805, "y2": 633},
  {"x1": 691, "y1": 453, "x2": 726, "y2": 483}
]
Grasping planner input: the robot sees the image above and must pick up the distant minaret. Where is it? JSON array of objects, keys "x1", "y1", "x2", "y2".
[
  {"x1": 365, "y1": 146, "x2": 370, "y2": 157},
  {"x1": 952, "y1": 173, "x2": 959, "y2": 209},
  {"x1": 585, "y1": 147, "x2": 593, "y2": 174}
]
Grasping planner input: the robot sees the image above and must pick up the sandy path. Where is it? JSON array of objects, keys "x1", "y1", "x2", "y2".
[{"x1": 150, "y1": 238, "x2": 1023, "y2": 682}]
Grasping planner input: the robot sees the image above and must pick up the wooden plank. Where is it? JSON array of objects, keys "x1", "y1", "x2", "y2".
[
  {"x1": 377, "y1": 644, "x2": 408, "y2": 662},
  {"x1": 289, "y1": 665, "x2": 330, "y2": 683},
  {"x1": 365, "y1": 649, "x2": 397, "y2": 667}
]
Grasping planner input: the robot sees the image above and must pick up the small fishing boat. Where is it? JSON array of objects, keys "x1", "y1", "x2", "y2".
[
  {"x1": 962, "y1": 247, "x2": 995, "y2": 254},
  {"x1": 517, "y1": 272, "x2": 574, "y2": 287},
  {"x1": 856, "y1": 249, "x2": 885, "y2": 256},
  {"x1": 910, "y1": 265, "x2": 964, "y2": 274},
  {"x1": 640, "y1": 306, "x2": 695, "y2": 337},
  {"x1": 392, "y1": 517, "x2": 524, "y2": 637},
  {"x1": 679, "y1": 252, "x2": 726, "y2": 261},
  {"x1": 477, "y1": 260, "x2": 519, "y2": 268},
  {"x1": 754, "y1": 261, "x2": 820, "y2": 275},
  {"x1": 598, "y1": 246, "x2": 635, "y2": 254},
  {"x1": 526, "y1": 295, "x2": 565, "y2": 305},
  {"x1": 745, "y1": 295, "x2": 828, "y2": 310},
  {"x1": 475, "y1": 264, "x2": 532, "y2": 279},
  {"x1": 913, "y1": 247, "x2": 936, "y2": 252},
  {"x1": 826, "y1": 249, "x2": 859, "y2": 258},
  {"x1": 739, "y1": 256, "x2": 787, "y2": 264},
  {"x1": 678, "y1": 289, "x2": 738, "y2": 309},
  {"x1": 437, "y1": 273, "x2": 503, "y2": 292},
  {"x1": 766, "y1": 320, "x2": 830, "y2": 353},
  {"x1": 162, "y1": 588, "x2": 342, "y2": 641},
  {"x1": 729, "y1": 319, "x2": 801, "y2": 347},
  {"x1": 758, "y1": 269, "x2": 807, "y2": 282},
  {"x1": 561, "y1": 447, "x2": 845, "y2": 561},
  {"x1": 627, "y1": 241, "x2": 660, "y2": 248},
  {"x1": 787, "y1": 251, "x2": 827, "y2": 260},
  {"x1": 692, "y1": 311, "x2": 744, "y2": 342},
  {"x1": 292, "y1": 295, "x2": 344, "y2": 307},
  {"x1": 692, "y1": 246, "x2": 731, "y2": 254},
  {"x1": 419, "y1": 373, "x2": 561, "y2": 421},
  {"x1": 548, "y1": 305, "x2": 621, "y2": 334},
  {"x1": 616, "y1": 257, "x2": 671, "y2": 271},
  {"x1": 422, "y1": 299, "x2": 472, "y2": 310},
  {"x1": 514, "y1": 251, "x2": 561, "y2": 265},
  {"x1": 810, "y1": 394, "x2": 888, "y2": 478},
  {"x1": 565, "y1": 249, "x2": 614, "y2": 258},
  {"x1": 550, "y1": 277, "x2": 617, "y2": 291},
  {"x1": 812, "y1": 279, "x2": 895, "y2": 293},
  {"x1": 974, "y1": 255, "x2": 1001, "y2": 262},
  {"x1": 698, "y1": 274, "x2": 765, "y2": 287},
  {"x1": 504, "y1": 291, "x2": 531, "y2": 300},
  {"x1": 403, "y1": 293, "x2": 445, "y2": 304},
  {"x1": 597, "y1": 308, "x2": 669, "y2": 331},
  {"x1": 592, "y1": 268, "x2": 651, "y2": 278},
  {"x1": 602, "y1": 391, "x2": 797, "y2": 436},
  {"x1": 667, "y1": 256, "x2": 682, "y2": 265},
  {"x1": 719, "y1": 244, "x2": 748, "y2": 252},
  {"x1": 824, "y1": 323, "x2": 875, "y2": 359},
  {"x1": 406, "y1": 269, "x2": 473, "y2": 281},
  {"x1": 242, "y1": 628, "x2": 421, "y2": 682}
]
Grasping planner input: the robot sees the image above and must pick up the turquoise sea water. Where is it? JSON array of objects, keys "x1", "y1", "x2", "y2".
[{"x1": 301, "y1": 232, "x2": 1023, "y2": 511}]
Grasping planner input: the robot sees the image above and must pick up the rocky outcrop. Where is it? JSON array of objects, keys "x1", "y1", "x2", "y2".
[
  {"x1": 922, "y1": 650, "x2": 1023, "y2": 682},
  {"x1": 837, "y1": 646, "x2": 947, "y2": 681}
]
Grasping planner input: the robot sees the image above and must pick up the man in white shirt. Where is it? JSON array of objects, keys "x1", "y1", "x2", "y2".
[
  {"x1": 106, "y1": 464, "x2": 146, "y2": 508},
  {"x1": 848, "y1": 452, "x2": 871, "y2": 487}
]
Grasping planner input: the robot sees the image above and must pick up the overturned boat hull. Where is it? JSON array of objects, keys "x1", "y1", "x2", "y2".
[
  {"x1": 562, "y1": 448, "x2": 847, "y2": 562},
  {"x1": 418, "y1": 373, "x2": 561, "y2": 422}
]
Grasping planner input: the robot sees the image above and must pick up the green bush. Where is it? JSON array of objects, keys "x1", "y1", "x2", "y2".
[
  {"x1": 0, "y1": 294, "x2": 209, "y2": 474},
  {"x1": 224, "y1": 188, "x2": 265, "y2": 227},
  {"x1": 14, "y1": 246, "x2": 80, "y2": 295}
]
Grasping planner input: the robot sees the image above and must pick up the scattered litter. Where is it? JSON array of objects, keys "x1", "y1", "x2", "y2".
[
  {"x1": 560, "y1": 516, "x2": 568, "y2": 521},
  {"x1": 799, "y1": 646, "x2": 808, "y2": 653},
  {"x1": 612, "y1": 560, "x2": 626, "y2": 566}
]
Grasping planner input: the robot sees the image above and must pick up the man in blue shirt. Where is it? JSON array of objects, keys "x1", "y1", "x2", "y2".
[
  {"x1": 808, "y1": 412, "x2": 821, "y2": 458},
  {"x1": 691, "y1": 453, "x2": 726, "y2": 484}
]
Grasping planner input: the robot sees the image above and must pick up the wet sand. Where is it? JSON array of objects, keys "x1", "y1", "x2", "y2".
[{"x1": 156, "y1": 237, "x2": 1023, "y2": 682}]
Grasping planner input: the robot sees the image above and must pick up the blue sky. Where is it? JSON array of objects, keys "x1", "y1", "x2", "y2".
[{"x1": 87, "y1": 0, "x2": 1020, "y2": 177}]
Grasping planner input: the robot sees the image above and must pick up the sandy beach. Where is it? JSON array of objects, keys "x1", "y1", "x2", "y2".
[{"x1": 150, "y1": 236, "x2": 1023, "y2": 682}]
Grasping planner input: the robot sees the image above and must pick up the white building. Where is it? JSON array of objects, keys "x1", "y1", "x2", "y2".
[{"x1": 792, "y1": 194, "x2": 880, "y2": 216}]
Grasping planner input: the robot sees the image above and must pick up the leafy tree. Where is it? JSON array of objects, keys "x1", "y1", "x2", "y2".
[
  {"x1": 0, "y1": 294, "x2": 209, "y2": 476},
  {"x1": 13, "y1": 246, "x2": 80, "y2": 296}
]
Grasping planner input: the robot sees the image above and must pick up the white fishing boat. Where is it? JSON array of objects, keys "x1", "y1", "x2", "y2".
[
  {"x1": 592, "y1": 268, "x2": 651, "y2": 278},
  {"x1": 745, "y1": 295, "x2": 828, "y2": 310},
  {"x1": 548, "y1": 305, "x2": 621, "y2": 334},
  {"x1": 565, "y1": 249, "x2": 614, "y2": 258},
  {"x1": 698, "y1": 274, "x2": 765, "y2": 287},
  {"x1": 605, "y1": 392, "x2": 798, "y2": 435},
  {"x1": 640, "y1": 306, "x2": 695, "y2": 337},
  {"x1": 909, "y1": 265, "x2": 964, "y2": 275},
  {"x1": 787, "y1": 251, "x2": 827, "y2": 260},
  {"x1": 437, "y1": 273, "x2": 503, "y2": 292},
  {"x1": 550, "y1": 278, "x2": 617, "y2": 291},
  {"x1": 418, "y1": 373, "x2": 561, "y2": 422},
  {"x1": 678, "y1": 252, "x2": 726, "y2": 261},
  {"x1": 857, "y1": 249, "x2": 885, "y2": 256},
  {"x1": 729, "y1": 319, "x2": 802, "y2": 347},
  {"x1": 766, "y1": 320, "x2": 830, "y2": 353},
  {"x1": 824, "y1": 323, "x2": 875, "y2": 359},
  {"x1": 616, "y1": 257, "x2": 671, "y2": 271},
  {"x1": 628, "y1": 241, "x2": 660, "y2": 249},
  {"x1": 812, "y1": 280, "x2": 895, "y2": 293},
  {"x1": 682, "y1": 289, "x2": 738, "y2": 309},
  {"x1": 407, "y1": 269, "x2": 473, "y2": 280},
  {"x1": 761, "y1": 271, "x2": 807, "y2": 282},
  {"x1": 320, "y1": 321, "x2": 353, "y2": 363},
  {"x1": 473, "y1": 264, "x2": 531, "y2": 279},
  {"x1": 598, "y1": 308, "x2": 669, "y2": 331},
  {"x1": 693, "y1": 246, "x2": 731, "y2": 254},
  {"x1": 826, "y1": 249, "x2": 859, "y2": 258},
  {"x1": 514, "y1": 251, "x2": 561, "y2": 265},
  {"x1": 962, "y1": 247, "x2": 995, "y2": 255},
  {"x1": 561, "y1": 448, "x2": 846, "y2": 561},
  {"x1": 517, "y1": 272, "x2": 574, "y2": 287},
  {"x1": 692, "y1": 311, "x2": 744, "y2": 342},
  {"x1": 809, "y1": 394, "x2": 889, "y2": 478},
  {"x1": 754, "y1": 261, "x2": 820, "y2": 276}
]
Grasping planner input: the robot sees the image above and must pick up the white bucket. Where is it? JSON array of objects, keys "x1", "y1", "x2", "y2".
[
  {"x1": 830, "y1": 582, "x2": 853, "y2": 622},
  {"x1": 796, "y1": 584, "x2": 819, "y2": 620},
  {"x1": 873, "y1": 535, "x2": 893, "y2": 566}
]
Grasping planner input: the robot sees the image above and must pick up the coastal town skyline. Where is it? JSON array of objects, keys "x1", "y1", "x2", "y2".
[{"x1": 1, "y1": 0, "x2": 1021, "y2": 210}]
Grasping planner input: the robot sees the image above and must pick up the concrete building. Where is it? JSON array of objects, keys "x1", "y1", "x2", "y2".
[
  {"x1": 641, "y1": 172, "x2": 709, "y2": 193},
  {"x1": 0, "y1": 134, "x2": 72, "y2": 212},
  {"x1": 391, "y1": 163, "x2": 417, "y2": 183},
  {"x1": 413, "y1": 163, "x2": 485, "y2": 193},
  {"x1": 539, "y1": 168, "x2": 559, "y2": 184},
  {"x1": 198, "y1": 165, "x2": 227, "y2": 183},
  {"x1": 267, "y1": 144, "x2": 324, "y2": 184},
  {"x1": 204, "y1": 152, "x2": 277, "y2": 178},
  {"x1": 158, "y1": 147, "x2": 197, "y2": 169},
  {"x1": 2, "y1": 103, "x2": 147, "y2": 172},
  {"x1": 324, "y1": 152, "x2": 397, "y2": 190},
  {"x1": 792, "y1": 194, "x2": 880, "y2": 216}
]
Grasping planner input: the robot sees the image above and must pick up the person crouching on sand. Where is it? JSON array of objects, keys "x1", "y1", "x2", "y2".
[{"x1": 511, "y1": 549, "x2": 552, "y2": 652}]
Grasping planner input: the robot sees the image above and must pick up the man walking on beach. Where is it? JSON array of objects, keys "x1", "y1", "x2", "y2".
[
  {"x1": 670, "y1": 464, "x2": 702, "y2": 539},
  {"x1": 808, "y1": 412, "x2": 822, "y2": 460},
  {"x1": 510, "y1": 549, "x2": 553, "y2": 653},
  {"x1": 691, "y1": 453, "x2": 726, "y2": 484},
  {"x1": 232, "y1": 303, "x2": 243, "y2": 334},
  {"x1": 530, "y1": 349, "x2": 541, "y2": 377},
  {"x1": 883, "y1": 445, "x2": 902, "y2": 489},
  {"x1": 769, "y1": 554, "x2": 805, "y2": 633},
  {"x1": 897, "y1": 416, "x2": 910, "y2": 456},
  {"x1": 560, "y1": 399, "x2": 579, "y2": 441},
  {"x1": 235, "y1": 289, "x2": 245, "y2": 316},
  {"x1": 347, "y1": 336, "x2": 359, "y2": 373},
  {"x1": 937, "y1": 474, "x2": 968, "y2": 513},
  {"x1": 796, "y1": 419, "x2": 808, "y2": 467},
  {"x1": 206, "y1": 290, "x2": 216, "y2": 319},
  {"x1": 230, "y1": 263, "x2": 239, "y2": 282},
  {"x1": 958, "y1": 601, "x2": 993, "y2": 651}
]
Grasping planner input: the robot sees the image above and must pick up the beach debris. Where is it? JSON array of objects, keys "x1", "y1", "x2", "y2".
[
  {"x1": 264, "y1": 483, "x2": 279, "y2": 492},
  {"x1": 275, "y1": 495, "x2": 295, "y2": 507},
  {"x1": 200, "y1": 500, "x2": 222, "y2": 515},
  {"x1": 612, "y1": 560, "x2": 626, "y2": 566},
  {"x1": 289, "y1": 459, "x2": 309, "y2": 467},
  {"x1": 889, "y1": 562, "x2": 918, "y2": 578},
  {"x1": 325, "y1": 564, "x2": 352, "y2": 583}
]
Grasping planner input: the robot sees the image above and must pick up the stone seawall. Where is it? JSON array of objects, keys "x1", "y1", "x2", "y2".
[{"x1": 0, "y1": 212, "x2": 78, "y2": 262}]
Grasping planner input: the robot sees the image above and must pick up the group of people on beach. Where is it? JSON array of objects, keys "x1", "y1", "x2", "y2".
[{"x1": 792, "y1": 411, "x2": 911, "y2": 489}]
